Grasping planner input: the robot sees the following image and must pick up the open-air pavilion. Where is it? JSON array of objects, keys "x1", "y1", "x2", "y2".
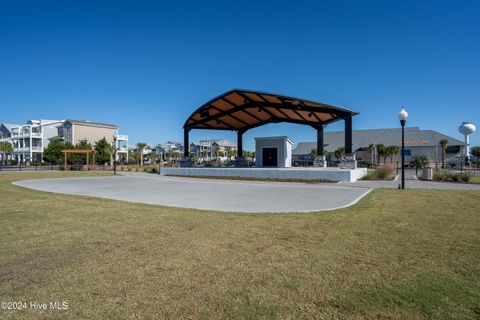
[
  {"x1": 162, "y1": 89, "x2": 366, "y2": 182},
  {"x1": 183, "y1": 89, "x2": 359, "y2": 161}
]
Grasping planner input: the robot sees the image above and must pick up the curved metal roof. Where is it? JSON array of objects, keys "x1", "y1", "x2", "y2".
[{"x1": 184, "y1": 89, "x2": 358, "y2": 132}]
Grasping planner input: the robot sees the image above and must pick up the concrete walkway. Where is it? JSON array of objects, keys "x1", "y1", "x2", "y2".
[
  {"x1": 13, "y1": 172, "x2": 372, "y2": 213},
  {"x1": 340, "y1": 170, "x2": 480, "y2": 190}
]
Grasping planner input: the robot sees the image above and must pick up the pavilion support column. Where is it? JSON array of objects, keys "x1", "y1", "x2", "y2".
[
  {"x1": 181, "y1": 128, "x2": 192, "y2": 167},
  {"x1": 345, "y1": 114, "x2": 353, "y2": 154},
  {"x1": 316, "y1": 126, "x2": 324, "y2": 156},
  {"x1": 237, "y1": 130, "x2": 244, "y2": 158},
  {"x1": 314, "y1": 125, "x2": 326, "y2": 168},
  {"x1": 339, "y1": 114, "x2": 357, "y2": 169},
  {"x1": 234, "y1": 130, "x2": 246, "y2": 167},
  {"x1": 183, "y1": 128, "x2": 190, "y2": 158}
]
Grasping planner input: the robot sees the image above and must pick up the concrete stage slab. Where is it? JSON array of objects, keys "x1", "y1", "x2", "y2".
[
  {"x1": 13, "y1": 173, "x2": 372, "y2": 213},
  {"x1": 161, "y1": 167, "x2": 367, "y2": 182}
]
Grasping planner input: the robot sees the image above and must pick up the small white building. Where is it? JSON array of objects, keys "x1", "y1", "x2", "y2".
[{"x1": 255, "y1": 136, "x2": 294, "y2": 168}]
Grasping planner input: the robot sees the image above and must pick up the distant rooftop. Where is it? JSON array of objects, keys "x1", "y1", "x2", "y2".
[
  {"x1": 1, "y1": 123, "x2": 22, "y2": 132},
  {"x1": 26, "y1": 119, "x2": 63, "y2": 125},
  {"x1": 64, "y1": 119, "x2": 118, "y2": 129},
  {"x1": 198, "y1": 138, "x2": 236, "y2": 147}
]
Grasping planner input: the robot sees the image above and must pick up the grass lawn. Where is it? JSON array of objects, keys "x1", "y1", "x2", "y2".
[
  {"x1": 470, "y1": 176, "x2": 480, "y2": 184},
  {"x1": 1, "y1": 172, "x2": 479, "y2": 319}
]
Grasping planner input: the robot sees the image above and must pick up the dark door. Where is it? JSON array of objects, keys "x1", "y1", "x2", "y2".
[{"x1": 262, "y1": 148, "x2": 278, "y2": 167}]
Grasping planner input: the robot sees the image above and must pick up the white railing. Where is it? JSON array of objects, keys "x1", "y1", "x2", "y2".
[
  {"x1": 116, "y1": 135, "x2": 128, "y2": 141},
  {"x1": 118, "y1": 147, "x2": 128, "y2": 153},
  {"x1": 11, "y1": 132, "x2": 42, "y2": 139},
  {"x1": 13, "y1": 146, "x2": 41, "y2": 152}
]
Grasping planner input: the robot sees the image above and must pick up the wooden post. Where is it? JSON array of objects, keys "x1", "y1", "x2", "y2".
[
  {"x1": 87, "y1": 153, "x2": 90, "y2": 171},
  {"x1": 64, "y1": 152, "x2": 67, "y2": 171}
]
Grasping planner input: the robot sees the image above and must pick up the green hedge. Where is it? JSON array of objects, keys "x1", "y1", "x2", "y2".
[{"x1": 433, "y1": 171, "x2": 470, "y2": 183}]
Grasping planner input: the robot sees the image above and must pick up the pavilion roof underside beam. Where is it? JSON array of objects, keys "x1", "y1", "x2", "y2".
[{"x1": 184, "y1": 89, "x2": 358, "y2": 132}]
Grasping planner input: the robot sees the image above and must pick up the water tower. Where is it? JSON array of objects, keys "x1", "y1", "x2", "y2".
[{"x1": 458, "y1": 121, "x2": 476, "y2": 160}]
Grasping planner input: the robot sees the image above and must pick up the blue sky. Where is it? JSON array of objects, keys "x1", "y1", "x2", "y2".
[{"x1": 1, "y1": 0, "x2": 479, "y2": 150}]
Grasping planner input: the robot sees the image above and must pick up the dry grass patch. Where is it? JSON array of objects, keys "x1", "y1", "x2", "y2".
[{"x1": 0, "y1": 172, "x2": 479, "y2": 319}]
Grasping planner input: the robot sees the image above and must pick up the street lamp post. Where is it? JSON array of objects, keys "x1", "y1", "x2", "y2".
[
  {"x1": 113, "y1": 135, "x2": 117, "y2": 175},
  {"x1": 398, "y1": 107, "x2": 408, "y2": 189}
]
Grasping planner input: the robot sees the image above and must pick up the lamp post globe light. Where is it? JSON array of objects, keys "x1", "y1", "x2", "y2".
[{"x1": 398, "y1": 107, "x2": 408, "y2": 189}]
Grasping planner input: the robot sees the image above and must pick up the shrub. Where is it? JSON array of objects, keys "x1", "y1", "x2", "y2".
[
  {"x1": 148, "y1": 167, "x2": 158, "y2": 174},
  {"x1": 433, "y1": 170, "x2": 471, "y2": 183},
  {"x1": 433, "y1": 171, "x2": 447, "y2": 181},
  {"x1": 375, "y1": 167, "x2": 392, "y2": 180},
  {"x1": 460, "y1": 174, "x2": 471, "y2": 182},
  {"x1": 362, "y1": 167, "x2": 393, "y2": 180}
]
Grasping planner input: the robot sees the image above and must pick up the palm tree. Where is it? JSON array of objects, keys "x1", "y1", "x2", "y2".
[
  {"x1": 128, "y1": 150, "x2": 139, "y2": 165},
  {"x1": 392, "y1": 146, "x2": 400, "y2": 162},
  {"x1": 382, "y1": 148, "x2": 388, "y2": 164},
  {"x1": 136, "y1": 142, "x2": 147, "y2": 166},
  {"x1": 214, "y1": 150, "x2": 224, "y2": 162},
  {"x1": 439, "y1": 139, "x2": 448, "y2": 169},
  {"x1": 149, "y1": 152, "x2": 159, "y2": 165},
  {"x1": 228, "y1": 148, "x2": 236, "y2": 159},
  {"x1": 386, "y1": 145, "x2": 400, "y2": 163},
  {"x1": 410, "y1": 155, "x2": 429, "y2": 175},
  {"x1": 375, "y1": 144, "x2": 386, "y2": 165},
  {"x1": 310, "y1": 148, "x2": 317, "y2": 159},
  {"x1": 367, "y1": 144, "x2": 375, "y2": 166},
  {"x1": 166, "y1": 150, "x2": 179, "y2": 165},
  {"x1": 334, "y1": 147, "x2": 345, "y2": 161},
  {"x1": 0, "y1": 141, "x2": 13, "y2": 165},
  {"x1": 472, "y1": 146, "x2": 480, "y2": 165}
]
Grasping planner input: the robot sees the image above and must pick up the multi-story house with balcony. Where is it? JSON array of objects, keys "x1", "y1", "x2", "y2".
[
  {"x1": 8, "y1": 120, "x2": 65, "y2": 163},
  {"x1": 0, "y1": 123, "x2": 21, "y2": 163},
  {"x1": 1, "y1": 119, "x2": 129, "y2": 164},
  {"x1": 57, "y1": 120, "x2": 129, "y2": 162},
  {"x1": 153, "y1": 141, "x2": 184, "y2": 159},
  {"x1": 191, "y1": 139, "x2": 237, "y2": 161}
]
